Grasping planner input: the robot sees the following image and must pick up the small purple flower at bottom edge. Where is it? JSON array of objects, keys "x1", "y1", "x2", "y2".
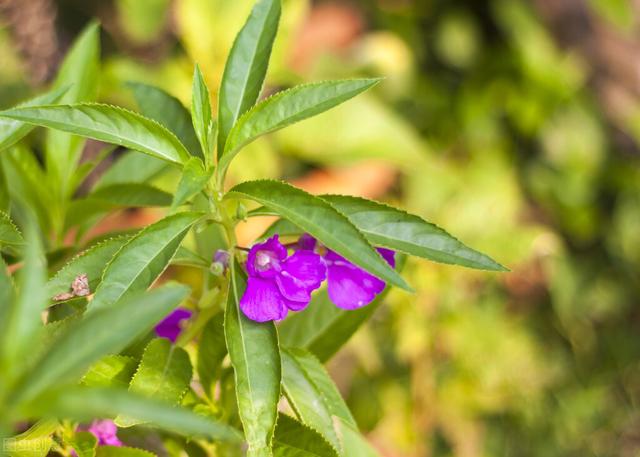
[
  {"x1": 74, "y1": 420, "x2": 122, "y2": 448},
  {"x1": 297, "y1": 234, "x2": 395, "y2": 310},
  {"x1": 239, "y1": 235, "x2": 326, "y2": 322},
  {"x1": 154, "y1": 308, "x2": 193, "y2": 343}
]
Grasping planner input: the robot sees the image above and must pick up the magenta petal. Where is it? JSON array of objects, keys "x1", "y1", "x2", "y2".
[
  {"x1": 275, "y1": 251, "x2": 326, "y2": 303},
  {"x1": 154, "y1": 308, "x2": 192, "y2": 343},
  {"x1": 87, "y1": 420, "x2": 122, "y2": 447},
  {"x1": 246, "y1": 235, "x2": 287, "y2": 278},
  {"x1": 327, "y1": 263, "x2": 384, "y2": 310},
  {"x1": 240, "y1": 277, "x2": 288, "y2": 322},
  {"x1": 297, "y1": 233, "x2": 317, "y2": 251},
  {"x1": 377, "y1": 247, "x2": 396, "y2": 268}
]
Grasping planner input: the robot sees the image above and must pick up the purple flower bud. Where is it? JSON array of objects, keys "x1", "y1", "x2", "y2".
[
  {"x1": 240, "y1": 235, "x2": 326, "y2": 322},
  {"x1": 213, "y1": 249, "x2": 230, "y2": 269},
  {"x1": 298, "y1": 235, "x2": 395, "y2": 310},
  {"x1": 77, "y1": 420, "x2": 122, "y2": 447},
  {"x1": 154, "y1": 308, "x2": 192, "y2": 343}
]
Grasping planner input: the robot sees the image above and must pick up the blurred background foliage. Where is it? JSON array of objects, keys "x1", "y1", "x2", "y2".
[{"x1": 1, "y1": 0, "x2": 640, "y2": 455}]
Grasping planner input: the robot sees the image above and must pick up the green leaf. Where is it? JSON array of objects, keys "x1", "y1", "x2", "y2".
[
  {"x1": 46, "y1": 236, "x2": 130, "y2": 301},
  {"x1": 81, "y1": 355, "x2": 138, "y2": 389},
  {"x1": 0, "y1": 86, "x2": 69, "y2": 152},
  {"x1": 171, "y1": 246, "x2": 210, "y2": 269},
  {"x1": 273, "y1": 415, "x2": 339, "y2": 457},
  {"x1": 219, "y1": 79, "x2": 380, "y2": 172},
  {"x1": 334, "y1": 417, "x2": 380, "y2": 457},
  {"x1": 226, "y1": 180, "x2": 410, "y2": 291},
  {"x1": 0, "y1": 104, "x2": 191, "y2": 165},
  {"x1": 96, "y1": 447, "x2": 155, "y2": 457},
  {"x1": 12, "y1": 284, "x2": 190, "y2": 405},
  {"x1": 22, "y1": 386, "x2": 242, "y2": 442},
  {"x1": 197, "y1": 312, "x2": 226, "y2": 399},
  {"x1": 93, "y1": 150, "x2": 168, "y2": 190},
  {"x1": 115, "y1": 338, "x2": 193, "y2": 427},
  {"x1": 0, "y1": 211, "x2": 24, "y2": 247},
  {"x1": 172, "y1": 157, "x2": 213, "y2": 209},
  {"x1": 279, "y1": 289, "x2": 386, "y2": 363},
  {"x1": 5, "y1": 419, "x2": 57, "y2": 457},
  {"x1": 45, "y1": 22, "x2": 100, "y2": 194},
  {"x1": 0, "y1": 256, "x2": 15, "y2": 333},
  {"x1": 191, "y1": 65, "x2": 213, "y2": 159},
  {"x1": 281, "y1": 348, "x2": 355, "y2": 452},
  {"x1": 128, "y1": 81, "x2": 201, "y2": 159},
  {"x1": 323, "y1": 195, "x2": 507, "y2": 271},
  {"x1": 0, "y1": 220, "x2": 47, "y2": 382},
  {"x1": 217, "y1": 0, "x2": 281, "y2": 155},
  {"x1": 87, "y1": 212, "x2": 201, "y2": 313},
  {"x1": 68, "y1": 431, "x2": 97, "y2": 457},
  {"x1": 225, "y1": 262, "x2": 281, "y2": 456},
  {"x1": 86, "y1": 183, "x2": 172, "y2": 207}
]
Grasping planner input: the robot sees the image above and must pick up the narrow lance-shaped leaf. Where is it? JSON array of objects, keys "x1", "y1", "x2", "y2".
[
  {"x1": 128, "y1": 81, "x2": 202, "y2": 159},
  {"x1": 0, "y1": 211, "x2": 24, "y2": 248},
  {"x1": 226, "y1": 180, "x2": 410, "y2": 291},
  {"x1": 93, "y1": 150, "x2": 168, "y2": 190},
  {"x1": 115, "y1": 338, "x2": 193, "y2": 427},
  {"x1": 219, "y1": 79, "x2": 380, "y2": 173},
  {"x1": 87, "y1": 212, "x2": 202, "y2": 313},
  {"x1": 81, "y1": 355, "x2": 138, "y2": 389},
  {"x1": 45, "y1": 21, "x2": 100, "y2": 195},
  {"x1": 0, "y1": 104, "x2": 191, "y2": 165},
  {"x1": 225, "y1": 262, "x2": 281, "y2": 457},
  {"x1": 273, "y1": 414, "x2": 339, "y2": 457},
  {"x1": 323, "y1": 195, "x2": 507, "y2": 271},
  {"x1": 191, "y1": 65, "x2": 213, "y2": 159},
  {"x1": 4, "y1": 419, "x2": 58, "y2": 457},
  {"x1": 11, "y1": 284, "x2": 190, "y2": 406},
  {"x1": 0, "y1": 86, "x2": 69, "y2": 152},
  {"x1": 22, "y1": 386, "x2": 242, "y2": 443},
  {"x1": 217, "y1": 0, "x2": 281, "y2": 155},
  {"x1": 172, "y1": 157, "x2": 213, "y2": 209},
  {"x1": 197, "y1": 312, "x2": 226, "y2": 400},
  {"x1": 0, "y1": 219, "x2": 47, "y2": 382},
  {"x1": 281, "y1": 347, "x2": 356, "y2": 453}
]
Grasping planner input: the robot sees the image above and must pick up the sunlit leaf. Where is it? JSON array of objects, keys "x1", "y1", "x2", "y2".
[
  {"x1": 219, "y1": 79, "x2": 380, "y2": 173},
  {"x1": 226, "y1": 180, "x2": 410, "y2": 291},
  {"x1": 172, "y1": 157, "x2": 213, "y2": 209},
  {"x1": 81, "y1": 355, "x2": 138, "y2": 389},
  {"x1": 273, "y1": 414, "x2": 339, "y2": 457},
  {"x1": 191, "y1": 65, "x2": 213, "y2": 160},
  {"x1": 87, "y1": 212, "x2": 201, "y2": 313},
  {"x1": 0, "y1": 104, "x2": 191, "y2": 165},
  {"x1": 217, "y1": 0, "x2": 281, "y2": 155},
  {"x1": 115, "y1": 338, "x2": 192, "y2": 427},
  {"x1": 225, "y1": 262, "x2": 280, "y2": 456}
]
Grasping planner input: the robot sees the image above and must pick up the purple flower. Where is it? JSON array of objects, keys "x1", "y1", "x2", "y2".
[
  {"x1": 84, "y1": 420, "x2": 122, "y2": 447},
  {"x1": 298, "y1": 234, "x2": 395, "y2": 310},
  {"x1": 240, "y1": 235, "x2": 326, "y2": 322},
  {"x1": 154, "y1": 308, "x2": 192, "y2": 343}
]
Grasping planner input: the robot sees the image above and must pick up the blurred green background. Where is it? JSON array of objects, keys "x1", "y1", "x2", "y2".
[{"x1": 2, "y1": 0, "x2": 640, "y2": 455}]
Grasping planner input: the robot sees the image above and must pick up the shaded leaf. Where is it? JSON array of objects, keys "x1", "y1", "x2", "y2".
[
  {"x1": 93, "y1": 150, "x2": 168, "y2": 190},
  {"x1": 22, "y1": 386, "x2": 242, "y2": 442},
  {"x1": 197, "y1": 312, "x2": 226, "y2": 399},
  {"x1": 96, "y1": 447, "x2": 155, "y2": 457},
  {"x1": 281, "y1": 348, "x2": 355, "y2": 452},
  {"x1": 13, "y1": 284, "x2": 190, "y2": 405},
  {"x1": 334, "y1": 417, "x2": 380, "y2": 457},
  {"x1": 0, "y1": 211, "x2": 24, "y2": 247},
  {"x1": 68, "y1": 432, "x2": 97, "y2": 457},
  {"x1": 172, "y1": 157, "x2": 213, "y2": 209},
  {"x1": 46, "y1": 236, "x2": 130, "y2": 302}
]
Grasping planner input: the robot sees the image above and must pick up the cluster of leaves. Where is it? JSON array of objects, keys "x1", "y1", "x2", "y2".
[{"x1": 0, "y1": 0, "x2": 504, "y2": 455}]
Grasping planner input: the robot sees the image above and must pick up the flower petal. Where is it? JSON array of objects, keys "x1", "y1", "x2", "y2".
[
  {"x1": 154, "y1": 308, "x2": 192, "y2": 343},
  {"x1": 276, "y1": 251, "x2": 326, "y2": 303},
  {"x1": 246, "y1": 235, "x2": 287, "y2": 278},
  {"x1": 239, "y1": 277, "x2": 288, "y2": 322},
  {"x1": 327, "y1": 263, "x2": 384, "y2": 310}
]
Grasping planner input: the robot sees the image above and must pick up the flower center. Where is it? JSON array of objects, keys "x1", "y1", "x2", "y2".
[{"x1": 255, "y1": 250, "x2": 280, "y2": 272}]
